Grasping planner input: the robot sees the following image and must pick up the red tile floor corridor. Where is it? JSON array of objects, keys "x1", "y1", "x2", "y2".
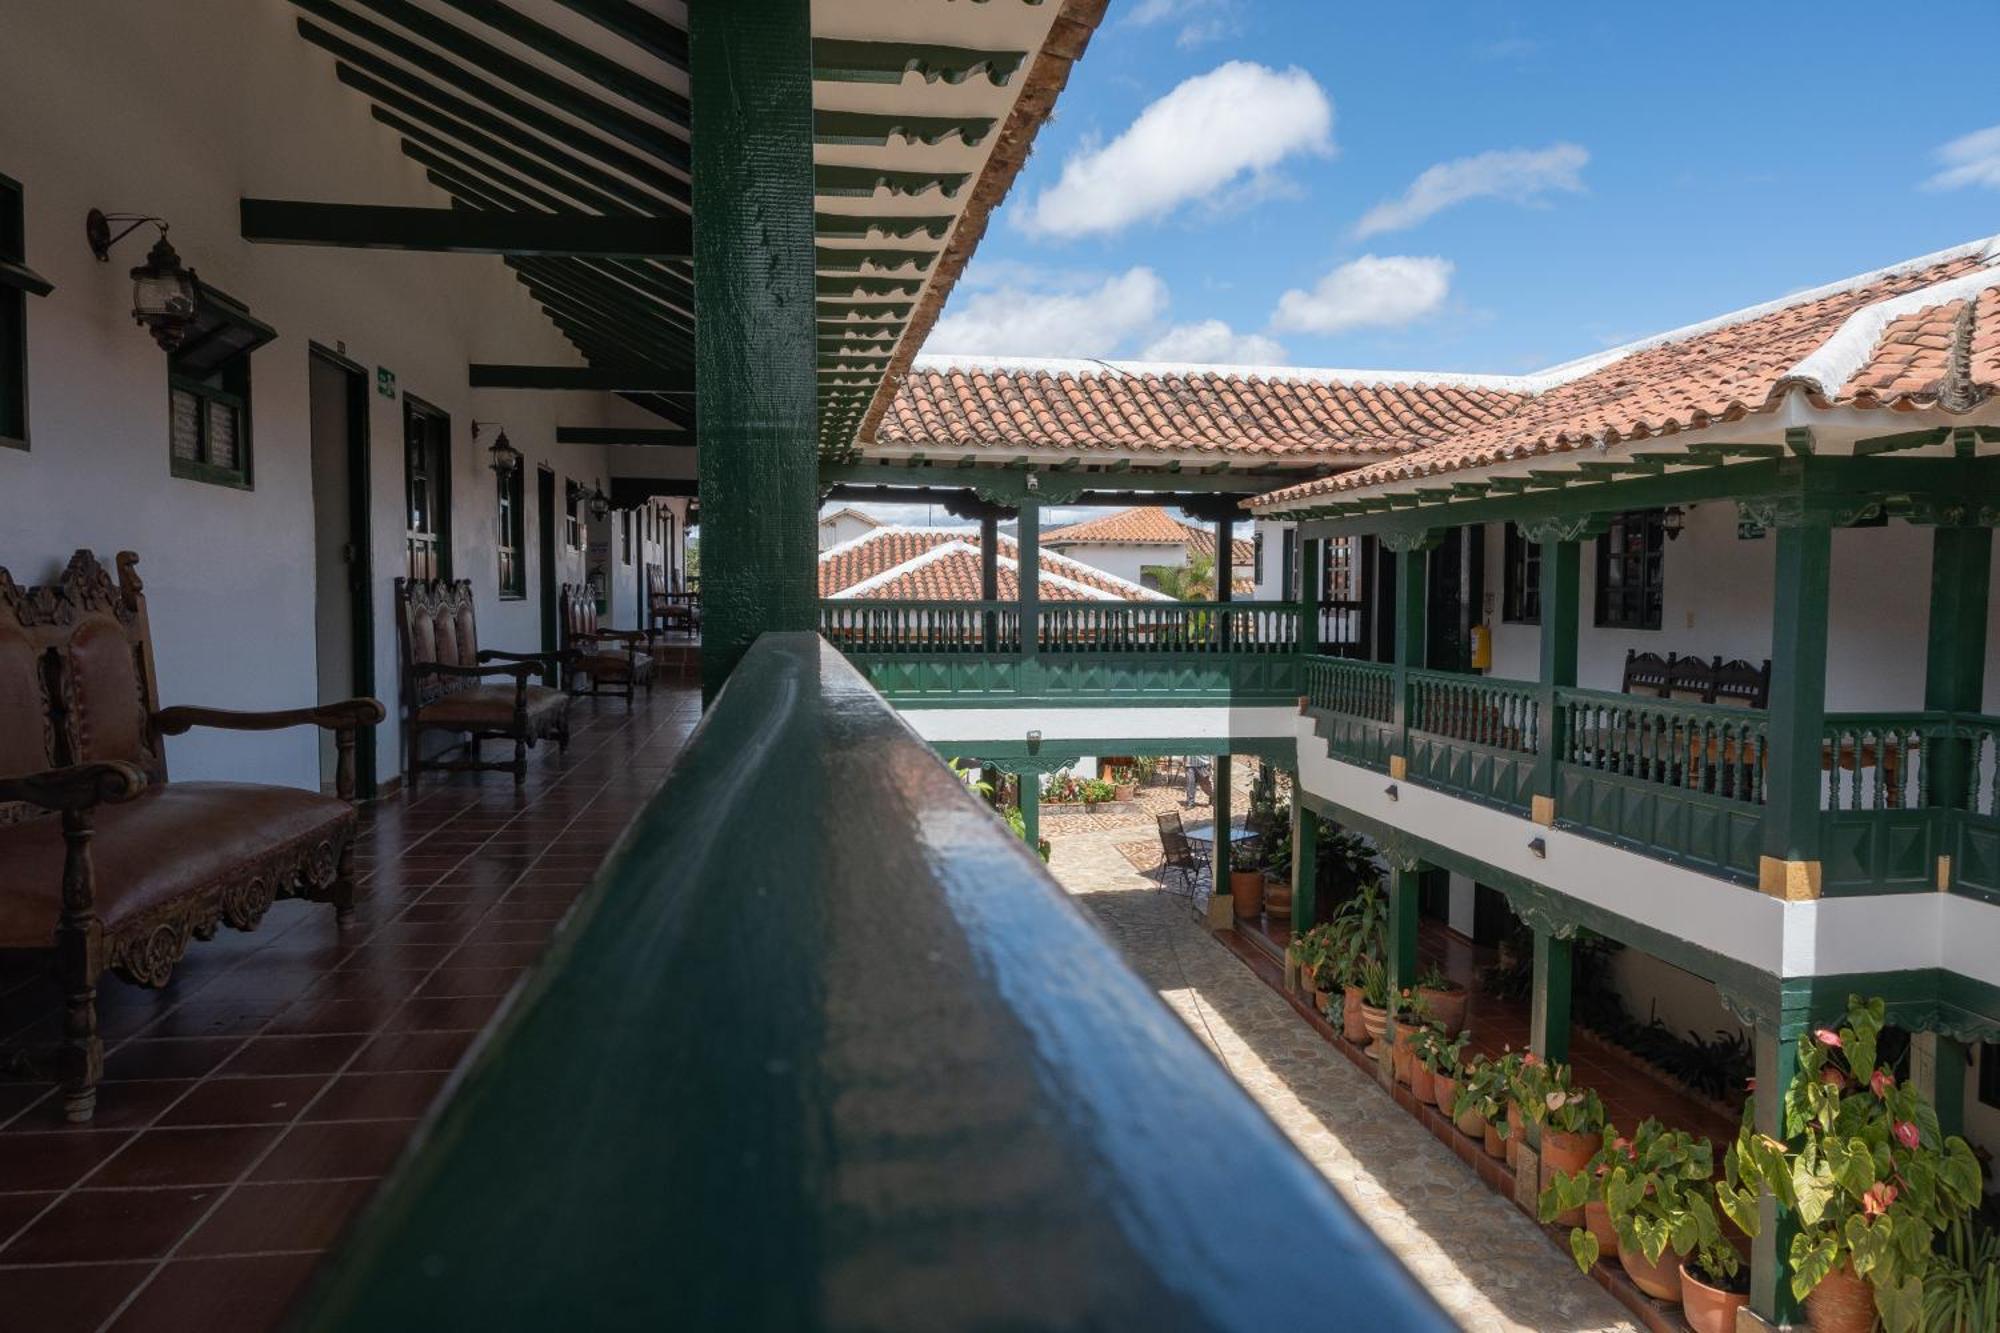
[{"x1": 0, "y1": 684, "x2": 701, "y2": 1332}]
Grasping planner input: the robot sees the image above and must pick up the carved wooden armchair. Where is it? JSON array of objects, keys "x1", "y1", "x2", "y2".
[
  {"x1": 0, "y1": 551, "x2": 383, "y2": 1121},
  {"x1": 647, "y1": 565, "x2": 701, "y2": 637},
  {"x1": 559, "y1": 584, "x2": 653, "y2": 702},
  {"x1": 394, "y1": 577, "x2": 570, "y2": 788}
]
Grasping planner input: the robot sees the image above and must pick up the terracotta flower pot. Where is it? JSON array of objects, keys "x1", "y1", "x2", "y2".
[
  {"x1": 1432, "y1": 1073, "x2": 1457, "y2": 1118},
  {"x1": 1538, "y1": 1129, "x2": 1603, "y2": 1227},
  {"x1": 1314, "y1": 986, "x2": 1333, "y2": 1017},
  {"x1": 1802, "y1": 1262, "x2": 1874, "y2": 1333},
  {"x1": 1113, "y1": 784, "x2": 1137, "y2": 802},
  {"x1": 1504, "y1": 1103, "x2": 1525, "y2": 1167},
  {"x1": 1482, "y1": 1120, "x2": 1506, "y2": 1158},
  {"x1": 1342, "y1": 986, "x2": 1366, "y2": 1043},
  {"x1": 1263, "y1": 873, "x2": 1292, "y2": 920},
  {"x1": 1679, "y1": 1262, "x2": 1749, "y2": 1333},
  {"x1": 1359, "y1": 1003, "x2": 1387, "y2": 1047},
  {"x1": 1417, "y1": 984, "x2": 1468, "y2": 1036},
  {"x1": 1391, "y1": 1037, "x2": 1414, "y2": 1086},
  {"x1": 1229, "y1": 868, "x2": 1263, "y2": 919},
  {"x1": 1583, "y1": 1200, "x2": 1619, "y2": 1263},
  {"x1": 1618, "y1": 1244, "x2": 1685, "y2": 1304},
  {"x1": 1458, "y1": 1106, "x2": 1487, "y2": 1140},
  {"x1": 1299, "y1": 960, "x2": 1318, "y2": 995}
]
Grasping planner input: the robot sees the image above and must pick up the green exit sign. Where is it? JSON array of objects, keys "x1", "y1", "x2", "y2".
[{"x1": 376, "y1": 367, "x2": 397, "y2": 399}]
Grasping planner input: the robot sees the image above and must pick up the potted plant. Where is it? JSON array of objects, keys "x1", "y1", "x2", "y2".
[
  {"x1": 1409, "y1": 1023, "x2": 1466, "y2": 1109},
  {"x1": 1427, "y1": 1029, "x2": 1472, "y2": 1122},
  {"x1": 1328, "y1": 883, "x2": 1386, "y2": 1044},
  {"x1": 1719, "y1": 995, "x2": 1982, "y2": 1333},
  {"x1": 1108, "y1": 765, "x2": 1138, "y2": 803},
  {"x1": 1389, "y1": 989, "x2": 1431, "y2": 1086},
  {"x1": 1414, "y1": 961, "x2": 1469, "y2": 1037},
  {"x1": 1456, "y1": 1054, "x2": 1515, "y2": 1156},
  {"x1": 1356, "y1": 956, "x2": 1389, "y2": 1048},
  {"x1": 1259, "y1": 821, "x2": 1293, "y2": 922},
  {"x1": 1078, "y1": 777, "x2": 1117, "y2": 807},
  {"x1": 1540, "y1": 1127, "x2": 1632, "y2": 1269},
  {"x1": 1921, "y1": 1215, "x2": 2000, "y2": 1333},
  {"x1": 1591, "y1": 1117, "x2": 1718, "y2": 1304},
  {"x1": 1517, "y1": 1059, "x2": 1606, "y2": 1225}
]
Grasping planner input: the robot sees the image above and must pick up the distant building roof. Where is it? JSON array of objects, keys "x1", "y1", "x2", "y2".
[
  {"x1": 818, "y1": 526, "x2": 1166, "y2": 602},
  {"x1": 1043, "y1": 506, "x2": 1255, "y2": 567},
  {"x1": 818, "y1": 506, "x2": 884, "y2": 530}
]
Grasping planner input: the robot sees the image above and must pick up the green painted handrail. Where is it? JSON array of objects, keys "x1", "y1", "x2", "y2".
[
  {"x1": 1405, "y1": 668, "x2": 1540, "y2": 755},
  {"x1": 295, "y1": 634, "x2": 1448, "y2": 1331},
  {"x1": 1555, "y1": 685, "x2": 1770, "y2": 805},
  {"x1": 819, "y1": 598, "x2": 1020, "y2": 653},
  {"x1": 1036, "y1": 601, "x2": 1300, "y2": 655},
  {"x1": 1304, "y1": 654, "x2": 1396, "y2": 722}
]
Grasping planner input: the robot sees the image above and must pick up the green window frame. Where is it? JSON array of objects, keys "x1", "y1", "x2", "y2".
[
  {"x1": 0, "y1": 172, "x2": 53, "y2": 451},
  {"x1": 497, "y1": 463, "x2": 525, "y2": 599},
  {"x1": 167, "y1": 284, "x2": 273, "y2": 488},
  {"x1": 404, "y1": 397, "x2": 452, "y2": 582},
  {"x1": 1502, "y1": 523, "x2": 1541, "y2": 624},
  {"x1": 1594, "y1": 510, "x2": 1665, "y2": 630},
  {"x1": 565, "y1": 483, "x2": 583, "y2": 550}
]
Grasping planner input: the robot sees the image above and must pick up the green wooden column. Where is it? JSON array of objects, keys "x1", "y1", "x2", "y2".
[
  {"x1": 1214, "y1": 515, "x2": 1234, "y2": 652},
  {"x1": 692, "y1": 0, "x2": 817, "y2": 700},
  {"x1": 1760, "y1": 513, "x2": 1833, "y2": 897},
  {"x1": 1390, "y1": 542, "x2": 1429, "y2": 769},
  {"x1": 1213, "y1": 753, "x2": 1233, "y2": 893},
  {"x1": 1530, "y1": 536, "x2": 1580, "y2": 821},
  {"x1": 1750, "y1": 1017, "x2": 1806, "y2": 1326},
  {"x1": 980, "y1": 512, "x2": 1000, "y2": 652},
  {"x1": 1018, "y1": 498, "x2": 1041, "y2": 659},
  {"x1": 1913, "y1": 1031, "x2": 1969, "y2": 1140},
  {"x1": 1016, "y1": 769, "x2": 1040, "y2": 851},
  {"x1": 1924, "y1": 525, "x2": 1993, "y2": 815},
  {"x1": 1529, "y1": 929, "x2": 1572, "y2": 1065},
  {"x1": 1384, "y1": 860, "x2": 1421, "y2": 1044},
  {"x1": 1297, "y1": 536, "x2": 1321, "y2": 657},
  {"x1": 1290, "y1": 793, "x2": 1318, "y2": 927}
]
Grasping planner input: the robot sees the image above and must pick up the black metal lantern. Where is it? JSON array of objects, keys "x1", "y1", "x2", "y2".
[
  {"x1": 1662, "y1": 505, "x2": 1687, "y2": 542},
  {"x1": 87, "y1": 211, "x2": 199, "y2": 351},
  {"x1": 484, "y1": 428, "x2": 521, "y2": 477},
  {"x1": 588, "y1": 486, "x2": 611, "y2": 520}
]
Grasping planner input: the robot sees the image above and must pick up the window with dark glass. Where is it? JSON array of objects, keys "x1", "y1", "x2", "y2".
[
  {"x1": 404, "y1": 398, "x2": 451, "y2": 582},
  {"x1": 1594, "y1": 510, "x2": 1666, "y2": 630},
  {"x1": 620, "y1": 510, "x2": 632, "y2": 564},
  {"x1": 0, "y1": 173, "x2": 52, "y2": 451},
  {"x1": 1503, "y1": 523, "x2": 1542, "y2": 624},
  {"x1": 1280, "y1": 528, "x2": 1297, "y2": 600},
  {"x1": 496, "y1": 463, "x2": 524, "y2": 599},
  {"x1": 1980, "y1": 1042, "x2": 1999, "y2": 1110},
  {"x1": 1252, "y1": 530, "x2": 1265, "y2": 585},
  {"x1": 564, "y1": 483, "x2": 583, "y2": 549},
  {"x1": 167, "y1": 284, "x2": 273, "y2": 488}
]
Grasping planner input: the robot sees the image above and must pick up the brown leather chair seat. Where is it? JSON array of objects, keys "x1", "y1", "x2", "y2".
[
  {"x1": 0, "y1": 783, "x2": 353, "y2": 949},
  {"x1": 413, "y1": 682, "x2": 567, "y2": 730},
  {"x1": 576, "y1": 650, "x2": 638, "y2": 680}
]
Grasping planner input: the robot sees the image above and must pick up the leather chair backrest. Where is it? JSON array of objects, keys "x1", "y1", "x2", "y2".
[
  {"x1": 559, "y1": 585, "x2": 598, "y2": 646},
  {"x1": 0, "y1": 551, "x2": 166, "y2": 822},
  {"x1": 396, "y1": 578, "x2": 481, "y2": 707}
]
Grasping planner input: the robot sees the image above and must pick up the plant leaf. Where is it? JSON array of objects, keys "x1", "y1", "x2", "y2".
[
  {"x1": 1874, "y1": 1272, "x2": 1922, "y2": 1333},
  {"x1": 1569, "y1": 1226, "x2": 1600, "y2": 1275},
  {"x1": 1789, "y1": 1231, "x2": 1838, "y2": 1302}
]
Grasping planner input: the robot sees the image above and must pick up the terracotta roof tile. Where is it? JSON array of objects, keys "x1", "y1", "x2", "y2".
[{"x1": 818, "y1": 526, "x2": 1162, "y2": 601}]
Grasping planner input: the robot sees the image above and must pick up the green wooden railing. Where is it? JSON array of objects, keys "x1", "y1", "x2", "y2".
[
  {"x1": 1036, "y1": 600, "x2": 1301, "y2": 654},
  {"x1": 1303, "y1": 656, "x2": 1397, "y2": 771},
  {"x1": 294, "y1": 634, "x2": 1449, "y2": 1331},
  {"x1": 1556, "y1": 687, "x2": 1769, "y2": 803},
  {"x1": 1819, "y1": 712, "x2": 2000, "y2": 899},
  {"x1": 819, "y1": 598, "x2": 1020, "y2": 653},
  {"x1": 1406, "y1": 669, "x2": 1540, "y2": 812}
]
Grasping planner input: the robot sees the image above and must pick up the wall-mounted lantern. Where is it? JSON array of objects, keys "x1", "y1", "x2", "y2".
[
  {"x1": 86, "y1": 210, "x2": 198, "y2": 351},
  {"x1": 588, "y1": 485, "x2": 611, "y2": 520},
  {"x1": 1662, "y1": 506, "x2": 1687, "y2": 542},
  {"x1": 475, "y1": 422, "x2": 521, "y2": 477}
]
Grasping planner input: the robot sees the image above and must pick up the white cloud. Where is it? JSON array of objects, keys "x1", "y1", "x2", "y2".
[
  {"x1": 1140, "y1": 319, "x2": 1287, "y2": 365},
  {"x1": 1354, "y1": 143, "x2": 1587, "y2": 238},
  {"x1": 1126, "y1": 0, "x2": 1237, "y2": 47},
  {"x1": 1270, "y1": 255, "x2": 1453, "y2": 336},
  {"x1": 926, "y1": 267, "x2": 1169, "y2": 357},
  {"x1": 1924, "y1": 124, "x2": 2000, "y2": 190},
  {"x1": 1018, "y1": 62, "x2": 1334, "y2": 238}
]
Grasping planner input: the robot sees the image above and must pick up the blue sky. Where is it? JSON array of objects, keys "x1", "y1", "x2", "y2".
[{"x1": 921, "y1": 0, "x2": 2000, "y2": 375}]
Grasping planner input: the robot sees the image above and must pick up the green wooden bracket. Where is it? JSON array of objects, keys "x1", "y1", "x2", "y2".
[
  {"x1": 1855, "y1": 427, "x2": 1951, "y2": 457},
  {"x1": 814, "y1": 164, "x2": 970, "y2": 199},
  {"x1": 816, "y1": 273, "x2": 925, "y2": 297},
  {"x1": 814, "y1": 109, "x2": 995, "y2": 147},
  {"x1": 814, "y1": 213, "x2": 952, "y2": 241},
  {"x1": 811, "y1": 38, "x2": 1027, "y2": 87},
  {"x1": 814, "y1": 247, "x2": 937, "y2": 274},
  {"x1": 469, "y1": 364, "x2": 693, "y2": 393}
]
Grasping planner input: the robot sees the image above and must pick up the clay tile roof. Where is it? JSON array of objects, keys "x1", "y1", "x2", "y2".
[
  {"x1": 1043, "y1": 506, "x2": 1255, "y2": 566},
  {"x1": 878, "y1": 356, "x2": 1532, "y2": 458},
  {"x1": 818, "y1": 526, "x2": 1165, "y2": 602},
  {"x1": 1252, "y1": 237, "x2": 2000, "y2": 511}
]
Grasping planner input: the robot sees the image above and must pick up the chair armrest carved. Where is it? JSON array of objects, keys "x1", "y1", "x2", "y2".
[
  {"x1": 594, "y1": 628, "x2": 653, "y2": 645},
  {"x1": 416, "y1": 660, "x2": 538, "y2": 681},
  {"x1": 476, "y1": 649, "x2": 563, "y2": 667},
  {"x1": 0, "y1": 761, "x2": 148, "y2": 813},
  {"x1": 153, "y1": 699, "x2": 387, "y2": 735}
]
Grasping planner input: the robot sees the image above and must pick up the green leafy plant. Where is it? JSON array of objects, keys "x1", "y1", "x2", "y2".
[
  {"x1": 1541, "y1": 1122, "x2": 1630, "y2": 1255},
  {"x1": 1922, "y1": 1215, "x2": 2000, "y2": 1333},
  {"x1": 1318, "y1": 828, "x2": 1381, "y2": 897},
  {"x1": 1411, "y1": 1023, "x2": 1468, "y2": 1077},
  {"x1": 1720, "y1": 995, "x2": 1982, "y2": 1333},
  {"x1": 1077, "y1": 777, "x2": 1117, "y2": 805},
  {"x1": 1357, "y1": 955, "x2": 1389, "y2": 1009},
  {"x1": 1587, "y1": 1118, "x2": 1734, "y2": 1285},
  {"x1": 1414, "y1": 961, "x2": 1462, "y2": 994},
  {"x1": 1514, "y1": 1058, "x2": 1606, "y2": 1136},
  {"x1": 1327, "y1": 881, "x2": 1387, "y2": 989},
  {"x1": 1454, "y1": 1052, "x2": 1516, "y2": 1133}
]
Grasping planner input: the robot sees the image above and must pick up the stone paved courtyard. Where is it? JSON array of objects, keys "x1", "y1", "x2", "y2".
[{"x1": 1045, "y1": 819, "x2": 1639, "y2": 1333}]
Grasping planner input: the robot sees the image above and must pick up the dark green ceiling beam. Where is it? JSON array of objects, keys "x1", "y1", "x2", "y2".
[
  {"x1": 548, "y1": 0, "x2": 686, "y2": 71},
  {"x1": 515, "y1": 276, "x2": 691, "y2": 366},
  {"x1": 428, "y1": 0, "x2": 687, "y2": 115},
  {"x1": 239, "y1": 199, "x2": 688, "y2": 258},
  {"x1": 816, "y1": 275, "x2": 924, "y2": 297},
  {"x1": 814, "y1": 248, "x2": 935, "y2": 274},
  {"x1": 617, "y1": 392, "x2": 694, "y2": 432},
  {"x1": 557, "y1": 427, "x2": 690, "y2": 447},
  {"x1": 374, "y1": 104, "x2": 673, "y2": 220},
  {"x1": 813, "y1": 110, "x2": 994, "y2": 147},
  {"x1": 811, "y1": 39, "x2": 1025, "y2": 87},
  {"x1": 335, "y1": 59, "x2": 685, "y2": 212},
  {"x1": 508, "y1": 256, "x2": 694, "y2": 345},
  {"x1": 813, "y1": 213, "x2": 951, "y2": 242},
  {"x1": 470, "y1": 364, "x2": 694, "y2": 393},
  {"x1": 814, "y1": 165, "x2": 969, "y2": 199},
  {"x1": 291, "y1": 10, "x2": 687, "y2": 186}
]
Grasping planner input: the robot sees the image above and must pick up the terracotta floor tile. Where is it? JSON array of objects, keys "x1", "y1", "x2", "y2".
[
  {"x1": 108, "y1": 1253, "x2": 323, "y2": 1332},
  {"x1": 4, "y1": 1079, "x2": 195, "y2": 1135},
  {"x1": 100, "y1": 1037, "x2": 247, "y2": 1083},
  {"x1": 416, "y1": 967, "x2": 524, "y2": 999},
  {"x1": 0, "y1": 1261, "x2": 155, "y2": 1333},
  {"x1": 137, "y1": 1000, "x2": 282, "y2": 1040},
  {"x1": 251, "y1": 1120, "x2": 417, "y2": 1182},
  {"x1": 0, "y1": 1131, "x2": 139, "y2": 1191},
  {"x1": 264, "y1": 997, "x2": 404, "y2": 1037},
  {"x1": 89, "y1": 1125, "x2": 284, "y2": 1188},
  {"x1": 304, "y1": 1071, "x2": 449, "y2": 1122},
  {"x1": 179, "y1": 1178, "x2": 380, "y2": 1257},
  {"x1": 157, "y1": 1076, "x2": 329, "y2": 1128},
  {"x1": 347, "y1": 1030, "x2": 475, "y2": 1074},
  {"x1": 385, "y1": 994, "x2": 503, "y2": 1032},
  {"x1": 0, "y1": 1189, "x2": 56, "y2": 1241},
  {"x1": 216, "y1": 1035, "x2": 368, "y2": 1079},
  {"x1": 2, "y1": 1188, "x2": 217, "y2": 1262}
]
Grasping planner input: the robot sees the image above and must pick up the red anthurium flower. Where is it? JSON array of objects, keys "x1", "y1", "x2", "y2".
[
  {"x1": 1745, "y1": 1077, "x2": 1756, "y2": 1093},
  {"x1": 1861, "y1": 1182, "x2": 1898, "y2": 1216},
  {"x1": 1870, "y1": 1069, "x2": 1894, "y2": 1098},
  {"x1": 1820, "y1": 1066, "x2": 1848, "y2": 1090},
  {"x1": 1814, "y1": 1028, "x2": 1843, "y2": 1048},
  {"x1": 1894, "y1": 1120, "x2": 1920, "y2": 1150}
]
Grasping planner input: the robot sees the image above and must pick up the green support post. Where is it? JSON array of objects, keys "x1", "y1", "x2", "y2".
[
  {"x1": 1391, "y1": 546, "x2": 1428, "y2": 765},
  {"x1": 1017, "y1": 769, "x2": 1040, "y2": 852},
  {"x1": 1297, "y1": 536, "x2": 1321, "y2": 657},
  {"x1": 692, "y1": 0, "x2": 817, "y2": 700},
  {"x1": 980, "y1": 512, "x2": 1000, "y2": 652},
  {"x1": 1750, "y1": 1019, "x2": 1805, "y2": 1326},
  {"x1": 1215, "y1": 515, "x2": 1234, "y2": 651},
  {"x1": 1530, "y1": 538, "x2": 1580, "y2": 821},
  {"x1": 1760, "y1": 514, "x2": 1832, "y2": 896},
  {"x1": 1528, "y1": 930, "x2": 1572, "y2": 1065},
  {"x1": 1213, "y1": 753, "x2": 1233, "y2": 894},
  {"x1": 1290, "y1": 792, "x2": 1318, "y2": 928},
  {"x1": 1018, "y1": 498, "x2": 1040, "y2": 660},
  {"x1": 1384, "y1": 861, "x2": 1420, "y2": 1043},
  {"x1": 1924, "y1": 526, "x2": 1993, "y2": 818},
  {"x1": 1913, "y1": 1032, "x2": 1969, "y2": 1140}
]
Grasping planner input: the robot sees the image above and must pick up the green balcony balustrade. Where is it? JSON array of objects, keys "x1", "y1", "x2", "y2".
[
  {"x1": 1818, "y1": 711, "x2": 2000, "y2": 900},
  {"x1": 818, "y1": 598, "x2": 1020, "y2": 653},
  {"x1": 1303, "y1": 656, "x2": 1397, "y2": 770},
  {"x1": 1405, "y1": 669, "x2": 1540, "y2": 812},
  {"x1": 1037, "y1": 601, "x2": 1300, "y2": 655},
  {"x1": 294, "y1": 634, "x2": 1450, "y2": 1332}
]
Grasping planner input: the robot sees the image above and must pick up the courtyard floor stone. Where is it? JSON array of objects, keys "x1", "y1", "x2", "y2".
[{"x1": 1045, "y1": 821, "x2": 1640, "y2": 1333}]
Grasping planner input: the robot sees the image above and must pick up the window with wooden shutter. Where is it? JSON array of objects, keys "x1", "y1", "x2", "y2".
[
  {"x1": 1594, "y1": 510, "x2": 1666, "y2": 630},
  {"x1": 0, "y1": 172, "x2": 53, "y2": 451},
  {"x1": 1503, "y1": 523, "x2": 1541, "y2": 624},
  {"x1": 405, "y1": 398, "x2": 452, "y2": 582},
  {"x1": 166, "y1": 282, "x2": 272, "y2": 488},
  {"x1": 497, "y1": 462, "x2": 524, "y2": 599}
]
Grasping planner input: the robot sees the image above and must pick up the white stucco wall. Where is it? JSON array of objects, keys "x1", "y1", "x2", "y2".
[
  {"x1": 818, "y1": 512, "x2": 881, "y2": 551},
  {"x1": 0, "y1": 3, "x2": 659, "y2": 791},
  {"x1": 1044, "y1": 542, "x2": 1176, "y2": 588}
]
